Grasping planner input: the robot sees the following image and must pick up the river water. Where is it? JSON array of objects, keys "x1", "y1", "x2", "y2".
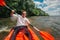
[
  {"x1": 30, "y1": 16, "x2": 60, "y2": 40},
  {"x1": 0, "y1": 16, "x2": 60, "y2": 40}
]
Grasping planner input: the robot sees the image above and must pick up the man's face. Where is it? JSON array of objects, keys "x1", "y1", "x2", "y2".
[{"x1": 22, "y1": 11, "x2": 27, "y2": 18}]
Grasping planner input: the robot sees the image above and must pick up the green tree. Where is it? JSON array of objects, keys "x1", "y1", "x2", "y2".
[{"x1": 0, "y1": 0, "x2": 49, "y2": 18}]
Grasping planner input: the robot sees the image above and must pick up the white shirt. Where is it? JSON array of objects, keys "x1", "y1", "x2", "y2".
[{"x1": 11, "y1": 13, "x2": 30, "y2": 26}]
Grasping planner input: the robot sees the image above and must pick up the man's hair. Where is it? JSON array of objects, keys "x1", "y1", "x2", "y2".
[
  {"x1": 17, "y1": 10, "x2": 26, "y2": 15},
  {"x1": 21, "y1": 10, "x2": 26, "y2": 13}
]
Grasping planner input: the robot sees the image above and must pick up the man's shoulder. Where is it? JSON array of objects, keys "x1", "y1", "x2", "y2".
[
  {"x1": 24, "y1": 17, "x2": 29, "y2": 20},
  {"x1": 24, "y1": 17, "x2": 28, "y2": 19},
  {"x1": 14, "y1": 13, "x2": 22, "y2": 17}
]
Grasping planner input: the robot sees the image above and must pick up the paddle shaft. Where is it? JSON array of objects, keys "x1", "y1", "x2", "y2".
[
  {"x1": 30, "y1": 24, "x2": 40, "y2": 31},
  {"x1": 5, "y1": 5, "x2": 17, "y2": 13},
  {"x1": 5, "y1": 5, "x2": 12, "y2": 10}
]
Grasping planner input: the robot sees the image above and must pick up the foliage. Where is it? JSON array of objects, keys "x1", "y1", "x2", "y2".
[{"x1": 0, "y1": 0, "x2": 49, "y2": 18}]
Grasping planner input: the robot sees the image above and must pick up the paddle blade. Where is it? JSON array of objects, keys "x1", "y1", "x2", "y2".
[
  {"x1": 0, "y1": 0, "x2": 6, "y2": 6},
  {"x1": 39, "y1": 31, "x2": 54, "y2": 40}
]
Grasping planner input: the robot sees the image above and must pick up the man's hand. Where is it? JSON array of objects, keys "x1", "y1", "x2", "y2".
[
  {"x1": 10, "y1": 10, "x2": 15, "y2": 16},
  {"x1": 11, "y1": 10, "x2": 15, "y2": 13}
]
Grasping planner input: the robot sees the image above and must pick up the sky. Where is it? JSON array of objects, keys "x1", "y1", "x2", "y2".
[{"x1": 33, "y1": 0, "x2": 60, "y2": 16}]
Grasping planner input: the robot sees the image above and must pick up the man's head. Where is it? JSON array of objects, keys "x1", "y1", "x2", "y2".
[
  {"x1": 18, "y1": 10, "x2": 27, "y2": 18},
  {"x1": 21, "y1": 10, "x2": 27, "y2": 18}
]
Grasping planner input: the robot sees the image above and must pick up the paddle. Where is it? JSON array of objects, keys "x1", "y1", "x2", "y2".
[
  {"x1": 33, "y1": 26, "x2": 54, "y2": 40},
  {"x1": 0, "y1": 0, "x2": 12, "y2": 10},
  {"x1": 29, "y1": 24, "x2": 54, "y2": 40}
]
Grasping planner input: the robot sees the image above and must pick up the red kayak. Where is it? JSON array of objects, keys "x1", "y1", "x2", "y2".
[{"x1": 4, "y1": 27, "x2": 39, "y2": 40}]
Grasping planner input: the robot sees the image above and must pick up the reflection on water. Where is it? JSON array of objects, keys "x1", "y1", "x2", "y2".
[
  {"x1": 0, "y1": 16, "x2": 60, "y2": 40},
  {"x1": 30, "y1": 16, "x2": 60, "y2": 40}
]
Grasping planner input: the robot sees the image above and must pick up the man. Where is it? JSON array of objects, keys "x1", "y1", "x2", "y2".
[{"x1": 10, "y1": 10, "x2": 32, "y2": 40}]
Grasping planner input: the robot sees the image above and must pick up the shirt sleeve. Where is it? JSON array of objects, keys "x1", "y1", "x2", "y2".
[
  {"x1": 25, "y1": 18, "x2": 30, "y2": 24},
  {"x1": 10, "y1": 13, "x2": 21, "y2": 21}
]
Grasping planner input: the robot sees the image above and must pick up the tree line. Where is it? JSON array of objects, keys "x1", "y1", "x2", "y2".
[{"x1": 0, "y1": 0, "x2": 49, "y2": 18}]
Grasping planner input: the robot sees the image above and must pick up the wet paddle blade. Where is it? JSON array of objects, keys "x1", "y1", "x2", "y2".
[
  {"x1": 0, "y1": 0, "x2": 6, "y2": 6},
  {"x1": 33, "y1": 27, "x2": 54, "y2": 40},
  {"x1": 40, "y1": 31, "x2": 54, "y2": 40}
]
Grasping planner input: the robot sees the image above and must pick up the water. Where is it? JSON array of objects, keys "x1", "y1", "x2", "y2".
[
  {"x1": 0, "y1": 16, "x2": 60, "y2": 40},
  {"x1": 30, "y1": 16, "x2": 60, "y2": 40}
]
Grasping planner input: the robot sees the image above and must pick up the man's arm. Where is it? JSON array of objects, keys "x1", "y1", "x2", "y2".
[
  {"x1": 29, "y1": 24, "x2": 33, "y2": 27},
  {"x1": 10, "y1": 10, "x2": 18, "y2": 21},
  {"x1": 26, "y1": 18, "x2": 33, "y2": 27}
]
